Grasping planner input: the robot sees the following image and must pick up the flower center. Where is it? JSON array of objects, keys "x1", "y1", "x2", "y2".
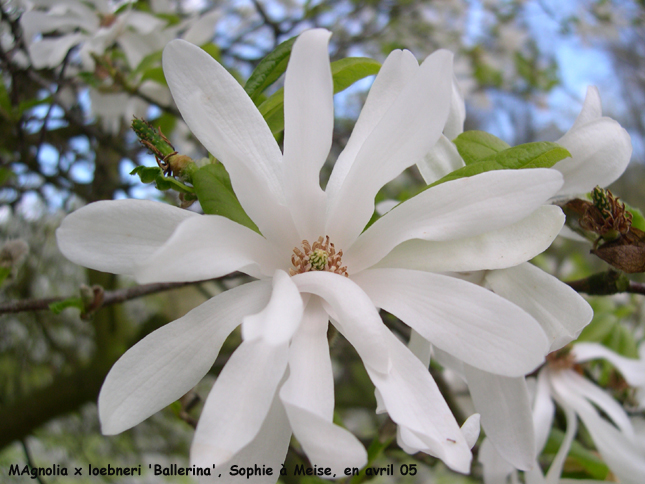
[
  {"x1": 545, "y1": 346, "x2": 577, "y2": 372},
  {"x1": 290, "y1": 235, "x2": 348, "y2": 277}
]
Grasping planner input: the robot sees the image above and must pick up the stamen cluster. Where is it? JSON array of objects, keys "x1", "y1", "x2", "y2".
[{"x1": 290, "y1": 236, "x2": 348, "y2": 277}]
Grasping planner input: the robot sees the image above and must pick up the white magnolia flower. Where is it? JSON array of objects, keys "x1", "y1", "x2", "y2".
[
  {"x1": 410, "y1": 81, "x2": 631, "y2": 472},
  {"x1": 57, "y1": 29, "x2": 566, "y2": 478},
  {"x1": 480, "y1": 342, "x2": 645, "y2": 484}
]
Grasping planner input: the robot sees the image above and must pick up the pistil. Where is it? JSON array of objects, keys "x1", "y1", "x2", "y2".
[{"x1": 290, "y1": 236, "x2": 348, "y2": 277}]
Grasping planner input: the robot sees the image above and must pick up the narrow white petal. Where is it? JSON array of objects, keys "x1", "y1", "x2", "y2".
[
  {"x1": 408, "y1": 329, "x2": 431, "y2": 368},
  {"x1": 365, "y1": 329, "x2": 472, "y2": 473},
  {"x1": 326, "y1": 50, "x2": 454, "y2": 249},
  {"x1": 28, "y1": 33, "x2": 86, "y2": 69},
  {"x1": 345, "y1": 169, "x2": 563, "y2": 273},
  {"x1": 134, "y1": 215, "x2": 279, "y2": 283},
  {"x1": 444, "y1": 75, "x2": 466, "y2": 140},
  {"x1": 463, "y1": 365, "x2": 535, "y2": 470},
  {"x1": 198, "y1": 392, "x2": 291, "y2": 484},
  {"x1": 162, "y1": 40, "x2": 298, "y2": 249},
  {"x1": 326, "y1": 49, "x2": 419, "y2": 201},
  {"x1": 532, "y1": 370, "x2": 555, "y2": 455},
  {"x1": 353, "y1": 268, "x2": 549, "y2": 376},
  {"x1": 555, "y1": 117, "x2": 632, "y2": 196},
  {"x1": 570, "y1": 86, "x2": 602, "y2": 131},
  {"x1": 243, "y1": 270, "x2": 303, "y2": 345},
  {"x1": 479, "y1": 438, "x2": 517, "y2": 484},
  {"x1": 282, "y1": 29, "x2": 332, "y2": 240},
  {"x1": 292, "y1": 271, "x2": 390, "y2": 374},
  {"x1": 191, "y1": 340, "x2": 288, "y2": 467},
  {"x1": 417, "y1": 134, "x2": 465, "y2": 185},
  {"x1": 461, "y1": 413, "x2": 481, "y2": 449},
  {"x1": 280, "y1": 298, "x2": 333, "y2": 420},
  {"x1": 57, "y1": 199, "x2": 198, "y2": 275},
  {"x1": 573, "y1": 342, "x2": 645, "y2": 386},
  {"x1": 485, "y1": 262, "x2": 593, "y2": 352},
  {"x1": 544, "y1": 402, "x2": 577, "y2": 484},
  {"x1": 99, "y1": 280, "x2": 271, "y2": 434},
  {"x1": 375, "y1": 206, "x2": 564, "y2": 273},
  {"x1": 183, "y1": 10, "x2": 221, "y2": 45}
]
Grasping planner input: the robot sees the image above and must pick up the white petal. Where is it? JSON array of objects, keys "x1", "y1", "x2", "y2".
[
  {"x1": 408, "y1": 329, "x2": 431, "y2": 368},
  {"x1": 417, "y1": 134, "x2": 465, "y2": 185},
  {"x1": 570, "y1": 86, "x2": 602, "y2": 131},
  {"x1": 555, "y1": 117, "x2": 632, "y2": 196},
  {"x1": 444, "y1": 75, "x2": 466, "y2": 140},
  {"x1": 243, "y1": 270, "x2": 303, "y2": 345},
  {"x1": 28, "y1": 33, "x2": 87, "y2": 69},
  {"x1": 543, "y1": 402, "x2": 577, "y2": 484},
  {"x1": 183, "y1": 10, "x2": 220, "y2": 45},
  {"x1": 282, "y1": 29, "x2": 332, "y2": 240},
  {"x1": 375, "y1": 205, "x2": 564, "y2": 273},
  {"x1": 56, "y1": 199, "x2": 198, "y2": 275},
  {"x1": 99, "y1": 280, "x2": 271, "y2": 434},
  {"x1": 364, "y1": 329, "x2": 472, "y2": 473},
  {"x1": 134, "y1": 215, "x2": 278, "y2": 283},
  {"x1": 292, "y1": 271, "x2": 390, "y2": 374},
  {"x1": 345, "y1": 169, "x2": 563, "y2": 273},
  {"x1": 162, "y1": 40, "x2": 298, "y2": 250},
  {"x1": 485, "y1": 262, "x2": 593, "y2": 352},
  {"x1": 191, "y1": 340, "x2": 288, "y2": 467},
  {"x1": 479, "y1": 438, "x2": 517, "y2": 484},
  {"x1": 326, "y1": 49, "x2": 419, "y2": 201},
  {"x1": 461, "y1": 413, "x2": 481, "y2": 449},
  {"x1": 353, "y1": 268, "x2": 549, "y2": 376},
  {"x1": 532, "y1": 370, "x2": 555, "y2": 455},
  {"x1": 280, "y1": 298, "x2": 332, "y2": 419},
  {"x1": 198, "y1": 392, "x2": 291, "y2": 484},
  {"x1": 463, "y1": 365, "x2": 535, "y2": 470},
  {"x1": 326, "y1": 50, "x2": 454, "y2": 249},
  {"x1": 123, "y1": 10, "x2": 166, "y2": 34},
  {"x1": 573, "y1": 342, "x2": 645, "y2": 386}
]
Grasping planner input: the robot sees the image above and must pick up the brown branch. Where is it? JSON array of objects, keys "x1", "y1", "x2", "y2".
[
  {"x1": 566, "y1": 270, "x2": 645, "y2": 295},
  {"x1": 0, "y1": 279, "x2": 211, "y2": 315}
]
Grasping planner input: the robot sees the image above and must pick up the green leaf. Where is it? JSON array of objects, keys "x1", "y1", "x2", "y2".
[
  {"x1": 140, "y1": 66, "x2": 166, "y2": 86},
  {"x1": 244, "y1": 37, "x2": 296, "y2": 102},
  {"x1": 192, "y1": 163, "x2": 259, "y2": 233},
  {"x1": 0, "y1": 266, "x2": 11, "y2": 286},
  {"x1": 624, "y1": 201, "x2": 645, "y2": 232},
  {"x1": 429, "y1": 141, "x2": 571, "y2": 187},
  {"x1": 604, "y1": 323, "x2": 639, "y2": 358},
  {"x1": 130, "y1": 166, "x2": 195, "y2": 194},
  {"x1": 542, "y1": 428, "x2": 609, "y2": 480},
  {"x1": 258, "y1": 57, "x2": 381, "y2": 135},
  {"x1": 453, "y1": 130, "x2": 510, "y2": 165},
  {"x1": 49, "y1": 297, "x2": 85, "y2": 315}
]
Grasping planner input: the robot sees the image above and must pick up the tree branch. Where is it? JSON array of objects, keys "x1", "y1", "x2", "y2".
[{"x1": 566, "y1": 270, "x2": 645, "y2": 295}]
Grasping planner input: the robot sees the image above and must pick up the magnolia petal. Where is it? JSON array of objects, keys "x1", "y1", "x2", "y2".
[
  {"x1": 573, "y1": 342, "x2": 645, "y2": 386},
  {"x1": 479, "y1": 439, "x2": 516, "y2": 484},
  {"x1": 292, "y1": 271, "x2": 390, "y2": 374},
  {"x1": 555, "y1": 116, "x2": 632, "y2": 196},
  {"x1": 485, "y1": 262, "x2": 593, "y2": 352},
  {"x1": 191, "y1": 340, "x2": 288, "y2": 468},
  {"x1": 461, "y1": 413, "x2": 481, "y2": 449},
  {"x1": 280, "y1": 298, "x2": 333, "y2": 420},
  {"x1": 326, "y1": 49, "x2": 419, "y2": 201},
  {"x1": 398, "y1": 426, "x2": 427, "y2": 454},
  {"x1": 162, "y1": 40, "x2": 298, "y2": 249},
  {"x1": 375, "y1": 205, "x2": 564, "y2": 273},
  {"x1": 353, "y1": 268, "x2": 549, "y2": 376},
  {"x1": 463, "y1": 365, "x2": 535, "y2": 470},
  {"x1": 29, "y1": 32, "x2": 87, "y2": 69},
  {"x1": 544, "y1": 403, "x2": 577, "y2": 484},
  {"x1": 408, "y1": 329, "x2": 431, "y2": 368},
  {"x1": 282, "y1": 29, "x2": 332, "y2": 240},
  {"x1": 417, "y1": 134, "x2": 465, "y2": 185},
  {"x1": 197, "y1": 392, "x2": 291, "y2": 484},
  {"x1": 135, "y1": 215, "x2": 278, "y2": 283},
  {"x1": 99, "y1": 280, "x2": 271, "y2": 435},
  {"x1": 346, "y1": 169, "x2": 563, "y2": 273},
  {"x1": 570, "y1": 86, "x2": 602, "y2": 131},
  {"x1": 242, "y1": 270, "x2": 303, "y2": 346},
  {"x1": 326, "y1": 50, "x2": 454, "y2": 249},
  {"x1": 57, "y1": 199, "x2": 198, "y2": 275},
  {"x1": 533, "y1": 370, "x2": 555, "y2": 455},
  {"x1": 364, "y1": 329, "x2": 472, "y2": 473},
  {"x1": 444, "y1": 75, "x2": 466, "y2": 140}
]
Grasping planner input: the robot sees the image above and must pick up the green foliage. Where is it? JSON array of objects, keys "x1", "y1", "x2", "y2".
[
  {"x1": 244, "y1": 37, "x2": 296, "y2": 102},
  {"x1": 258, "y1": 57, "x2": 381, "y2": 135},
  {"x1": 452, "y1": 130, "x2": 511, "y2": 165},
  {"x1": 542, "y1": 428, "x2": 609, "y2": 480},
  {"x1": 49, "y1": 297, "x2": 85, "y2": 315},
  {"x1": 429, "y1": 138, "x2": 571, "y2": 187},
  {"x1": 624, "y1": 201, "x2": 645, "y2": 232},
  {"x1": 192, "y1": 163, "x2": 259, "y2": 233},
  {"x1": 130, "y1": 166, "x2": 195, "y2": 194}
]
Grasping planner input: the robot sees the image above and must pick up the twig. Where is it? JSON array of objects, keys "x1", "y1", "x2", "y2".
[
  {"x1": 21, "y1": 440, "x2": 47, "y2": 484},
  {"x1": 0, "y1": 279, "x2": 212, "y2": 315},
  {"x1": 566, "y1": 270, "x2": 645, "y2": 296}
]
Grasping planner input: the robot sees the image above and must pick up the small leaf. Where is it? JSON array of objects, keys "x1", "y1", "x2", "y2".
[
  {"x1": 130, "y1": 166, "x2": 195, "y2": 194},
  {"x1": 0, "y1": 266, "x2": 11, "y2": 286},
  {"x1": 258, "y1": 57, "x2": 381, "y2": 136},
  {"x1": 131, "y1": 165, "x2": 163, "y2": 184},
  {"x1": 429, "y1": 141, "x2": 571, "y2": 187},
  {"x1": 49, "y1": 297, "x2": 85, "y2": 315},
  {"x1": 244, "y1": 37, "x2": 296, "y2": 102},
  {"x1": 624, "y1": 201, "x2": 645, "y2": 232},
  {"x1": 140, "y1": 66, "x2": 166, "y2": 85},
  {"x1": 192, "y1": 163, "x2": 259, "y2": 233},
  {"x1": 453, "y1": 130, "x2": 510, "y2": 165}
]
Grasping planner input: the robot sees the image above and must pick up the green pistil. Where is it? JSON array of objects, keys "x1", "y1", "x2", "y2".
[
  {"x1": 592, "y1": 186, "x2": 611, "y2": 218},
  {"x1": 309, "y1": 249, "x2": 328, "y2": 271}
]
